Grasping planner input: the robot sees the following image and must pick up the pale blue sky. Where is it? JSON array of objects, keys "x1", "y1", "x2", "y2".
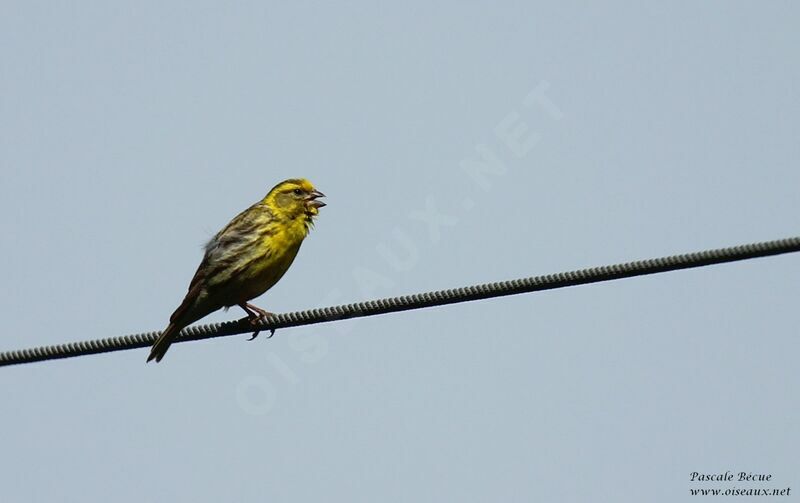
[{"x1": 1, "y1": 2, "x2": 798, "y2": 502}]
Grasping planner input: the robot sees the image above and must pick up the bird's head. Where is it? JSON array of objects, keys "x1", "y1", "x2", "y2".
[{"x1": 264, "y1": 178, "x2": 326, "y2": 223}]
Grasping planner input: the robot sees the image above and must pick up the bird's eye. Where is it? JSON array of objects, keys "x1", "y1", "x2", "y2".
[{"x1": 293, "y1": 188, "x2": 303, "y2": 196}]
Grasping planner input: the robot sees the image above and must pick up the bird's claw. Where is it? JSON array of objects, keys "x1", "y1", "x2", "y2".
[
  {"x1": 244, "y1": 310, "x2": 276, "y2": 341},
  {"x1": 248, "y1": 328, "x2": 276, "y2": 341},
  {"x1": 246, "y1": 327, "x2": 276, "y2": 341},
  {"x1": 247, "y1": 325, "x2": 277, "y2": 341}
]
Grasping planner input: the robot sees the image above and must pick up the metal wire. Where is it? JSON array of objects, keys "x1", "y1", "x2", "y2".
[{"x1": 1, "y1": 236, "x2": 798, "y2": 367}]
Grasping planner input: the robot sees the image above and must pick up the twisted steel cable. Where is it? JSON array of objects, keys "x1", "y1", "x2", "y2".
[{"x1": 1, "y1": 236, "x2": 798, "y2": 367}]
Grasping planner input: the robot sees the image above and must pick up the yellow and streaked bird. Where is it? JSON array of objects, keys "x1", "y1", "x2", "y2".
[{"x1": 147, "y1": 178, "x2": 326, "y2": 363}]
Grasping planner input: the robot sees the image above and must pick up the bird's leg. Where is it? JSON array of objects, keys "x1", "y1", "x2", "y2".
[
  {"x1": 245, "y1": 303, "x2": 272, "y2": 319},
  {"x1": 238, "y1": 303, "x2": 276, "y2": 340}
]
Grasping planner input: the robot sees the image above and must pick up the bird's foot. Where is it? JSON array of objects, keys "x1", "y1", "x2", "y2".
[{"x1": 239, "y1": 303, "x2": 276, "y2": 341}]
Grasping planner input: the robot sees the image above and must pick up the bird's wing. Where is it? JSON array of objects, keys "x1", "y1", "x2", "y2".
[
  {"x1": 199, "y1": 203, "x2": 273, "y2": 285},
  {"x1": 170, "y1": 203, "x2": 274, "y2": 324}
]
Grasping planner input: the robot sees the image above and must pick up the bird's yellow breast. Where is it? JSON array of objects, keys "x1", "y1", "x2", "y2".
[{"x1": 235, "y1": 217, "x2": 308, "y2": 302}]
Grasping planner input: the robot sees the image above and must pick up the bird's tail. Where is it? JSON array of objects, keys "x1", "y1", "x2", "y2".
[{"x1": 147, "y1": 322, "x2": 182, "y2": 363}]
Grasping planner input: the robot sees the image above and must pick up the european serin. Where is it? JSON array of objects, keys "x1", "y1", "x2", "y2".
[{"x1": 147, "y1": 178, "x2": 326, "y2": 362}]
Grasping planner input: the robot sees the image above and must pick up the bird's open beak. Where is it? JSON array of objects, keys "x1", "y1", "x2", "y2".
[{"x1": 306, "y1": 190, "x2": 326, "y2": 209}]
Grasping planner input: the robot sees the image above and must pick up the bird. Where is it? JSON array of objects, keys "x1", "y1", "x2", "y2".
[{"x1": 147, "y1": 178, "x2": 326, "y2": 362}]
